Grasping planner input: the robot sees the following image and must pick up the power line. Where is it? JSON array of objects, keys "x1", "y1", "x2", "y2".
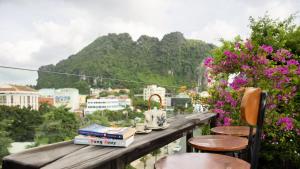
[{"x1": 0, "y1": 65, "x2": 183, "y2": 89}]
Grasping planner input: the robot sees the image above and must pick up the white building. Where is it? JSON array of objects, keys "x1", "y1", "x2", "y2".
[
  {"x1": 0, "y1": 84, "x2": 39, "y2": 110},
  {"x1": 84, "y1": 96, "x2": 131, "y2": 115},
  {"x1": 39, "y1": 88, "x2": 80, "y2": 112},
  {"x1": 143, "y1": 85, "x2": 166, "y2": 106}
]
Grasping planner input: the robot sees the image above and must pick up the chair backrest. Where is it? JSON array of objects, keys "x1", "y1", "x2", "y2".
[
  {"x1": 251, "y1": 91, "x2": 267, "y2": 169},
  {"x1": 240, "y1": 88, "x2": 262, "y2": 126},
  {"x1": 240, "y1": 88, "x2": 267, "y2": 169}
]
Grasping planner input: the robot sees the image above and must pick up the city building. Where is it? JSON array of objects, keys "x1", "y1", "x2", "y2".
[
  {"x1": 84, "y1": 96, "x2": 131, "y2": 115},
  {"x1": 38, "y1": 88, "x2": 80, "y2": 111},
  {"x1": 90, "y1": 88, "x2": 130, "y2": 96},
  {"x1": 0, "y1": 84, "x2": 39, "y2": 110},
  {"x1": 38, "y1": 97, "x2": 54, "y2": 106},
  {"x1": 171, "y1": 93, "x2": 191, "y2": 108},
  {"x1": 143, "y1": 85, "x2": 166, "y2": 106}
]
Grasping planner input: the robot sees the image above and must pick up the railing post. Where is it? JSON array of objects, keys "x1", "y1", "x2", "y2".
[{"x1": 186, "y1": 129, "x2": 193, "y2": 152}]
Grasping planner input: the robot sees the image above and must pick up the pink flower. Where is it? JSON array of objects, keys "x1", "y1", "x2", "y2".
[
  {"x1": 216, "y1": 101, "x2": 225, "y2": 108},
  {"x1": 260, "y1": 45, "x2": 273, "y2": 54},
  {"x1": 204, "y1": 57, "x2": 214, "y2": 68},
  {"x1": 213, "y1": 108, "x2": 226, "y2": 114},
  {"x1": 245, "y1": 39, "x2": 253, "y2": 51},
  {"x1": 261, "y1": 133, "x2": 266, "y2": 140},
  {"x1": 277, "y1": 95, "x2": 283, "y2": 101},
  {"x1": 267, "y1": 104, "x2": 276, "y2": 110},
  {"x1": 273, "y1": 49, "x2": 292, "y2": 63},
  {"x1": 296, "y1": 129, "x2": 300, "y2": 136},
  {"x1": 264, "y1": 68, "x2": 275, "y2": 78},
  {"x1": 276, "y1": 117, "x2": 294, "y2": 131},
  {"x1": 276, "y1": 66, "x2": 289, "y2": 75},
  {"x1": 223, "y1": 117, "x2": 232, "y2": 126},
  {"x1": 220, "y1": 79, "x2": 228, "y2": 86},
  {"x1": 224, "y1": 50, "x2": 231, "y2": 56},
  {"x1": 230, "y1": 74, "x2": 248, "y2": 90},
  {"x1": 296, "y1": 66, "x2": 300, "y2": 75},
  {"x1": 234, "y1": 43, "x2": 241, "y2": 50},
  {"x1": 287, "y1": 59, "x2": 299, "y2": 66},
  {"x1": 241, "y1": 65, "x2": 250, "y2": 71}
]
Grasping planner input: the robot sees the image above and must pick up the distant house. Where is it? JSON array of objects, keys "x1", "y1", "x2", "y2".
[
  {"x1": 171, "y1": 93, "x2": 191, "y2": 108},
  {"x1": 0, "y1": 84, "x2": 39, "y2": 110},
  {"x1": 143, "y1": 85, "x2": 166, "y2": 106},
  {"x1": 39, "y1": 88, "x2": 80, "y2": 112},
  {"x1": 38, "y1": 97, "x2": 54, "y2": 106},
  {"x1": 90, "y1": 88, "x2": 130, "y2": 97},
  {"x1": 84, "y1": 96, "x2": 131, "y2": 115}
]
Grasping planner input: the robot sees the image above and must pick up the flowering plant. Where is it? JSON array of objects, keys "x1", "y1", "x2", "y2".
[{"x1": 204, "y1": 39, "x2": 300, "y2": 168}]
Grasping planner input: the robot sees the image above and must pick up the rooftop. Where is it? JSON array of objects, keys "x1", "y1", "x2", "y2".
[{"x1": 0, "y1": 84, "x2": 37, "y2": 92}]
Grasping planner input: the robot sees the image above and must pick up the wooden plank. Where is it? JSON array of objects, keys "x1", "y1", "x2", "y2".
[
  {"x1": 3, "y1": 112, "x2": 215, "y2": 169},
  {"x1": 42, "y1": 113, "x2": 215, "y2": 169},
  {"x1": 41, "y1": 119, "x2": 191, "y2": 169},
  {"x1": 3, "y1": 141, "x2": 87, "y2": 169}
]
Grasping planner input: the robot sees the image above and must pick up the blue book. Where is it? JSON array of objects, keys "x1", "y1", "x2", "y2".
[{"x1": 78, "y1": 124, "x2": 135, "y2": 139}]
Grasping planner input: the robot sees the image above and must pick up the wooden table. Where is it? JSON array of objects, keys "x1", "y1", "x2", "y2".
[{"x1": 3, "y1": 112, "x2": 215, "y2": 169}]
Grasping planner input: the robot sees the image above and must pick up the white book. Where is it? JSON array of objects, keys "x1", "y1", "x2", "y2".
[{"x1": 74, "y1": 135, "x2": 134, "y2": 147}]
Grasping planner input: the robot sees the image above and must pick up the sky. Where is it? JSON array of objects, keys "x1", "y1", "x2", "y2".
[{"x1": 0, "y1": 0, "x2": 299, "y2": 85}]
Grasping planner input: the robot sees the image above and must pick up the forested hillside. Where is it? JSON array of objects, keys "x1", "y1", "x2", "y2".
[{"x1": 37, "y1": 32, "x2": 215, "y2": 93}]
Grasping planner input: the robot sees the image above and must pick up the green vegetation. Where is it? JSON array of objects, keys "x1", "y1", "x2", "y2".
[
  {"x1": 37, "y1": 32, "x2": 215, "y2": 91},
  {"x1": 0, "y1": 121, "x2": 12, "y2": 167},
  {"x1": 250, "y1": 14, "x2": 300, "y2": 56},
  {"x1": 0, "y1": 105, "x2": 44, "y2": 167},
  {"x1": 132, "y1": 97, "x2": 160, "y2": 111},
  {"x1": 206, "y1": 14, "x2": 300, "y2": 169},
  {"x1": 0, "y1": 106, "x2": 43, "y2": 142},
  {"x1": 35, "y1": 106, "x2": 80, "y2": 145}
]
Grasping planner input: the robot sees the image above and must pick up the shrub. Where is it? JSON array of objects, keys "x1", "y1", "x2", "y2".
[{"x1": 204, "y1": 39, "x2": 300, "y2": 168}]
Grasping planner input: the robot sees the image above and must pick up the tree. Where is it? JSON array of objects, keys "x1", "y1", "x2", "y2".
[
  {"x1": 99, "y1": 91, "x2": 109, "y2": 97},
  {"x1": 132, "y1": 98, "x2": 160, "y2": 111},
  {"x1": 250, "y1": 14, "x2": 300, "y2": 56},
  {"x1": 74, "y1": 80, "x2": 90, "y2": 95},
  {"x1": 0, "y1": 121, "x2": 12, "y2": 167},
  {"x1": 286, "y1": 26, "x2": 300, "y2": 56},
  {"x1": 82, "y1": 111, "x2": 110, "y2": 126},
  {"x1": 0, "y1": 105, "x2": 43, "y2": 141},
  {"x1": 35, "y1": 107, "x2": 80, "y2": 145}
]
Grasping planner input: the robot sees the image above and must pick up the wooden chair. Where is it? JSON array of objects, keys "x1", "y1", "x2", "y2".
[
  {"x1": 211, "y1": 126, "x2": 255, "y2": 137},
  {"x1": 188, "y1": 88, "x2": 262, "y2": 154},
  {"x1": 155, "y1": 88, "x2": 267, "y2": 169}
]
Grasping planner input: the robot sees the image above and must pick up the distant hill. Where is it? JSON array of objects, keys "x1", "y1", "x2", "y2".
[{"x1": 36, "y1": 32, "x2": 215, "y2": 93}]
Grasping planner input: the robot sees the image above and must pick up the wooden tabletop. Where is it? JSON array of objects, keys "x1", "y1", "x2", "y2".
[
  {"x1": 211, "y1": 126, "x2": 256, "y2": 137},
  {"x1": 154, "y1": 153, "x2": 250, "y2": 169},
  {"x1": 188, "y1": 135, "x2": 248, "y2": 152},
  {"x1": 3, "y1": 112, "x2": 216, "y2": 169}
]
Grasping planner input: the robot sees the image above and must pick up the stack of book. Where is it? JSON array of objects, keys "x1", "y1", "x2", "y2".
[{"x1": 74, "y1": 124, "x2": 136, "y2": 147}]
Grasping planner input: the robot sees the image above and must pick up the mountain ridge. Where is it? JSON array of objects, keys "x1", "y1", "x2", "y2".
[{"x1": 37, "y1": 32, "x2": 215, "y2": 93}]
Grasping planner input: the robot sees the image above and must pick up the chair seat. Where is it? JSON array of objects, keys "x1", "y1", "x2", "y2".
[
  {"x1": 154, "y1": 153, "x2": 250, "y2": 169},
  {"x1": 211, "y1": 126, "x2": 256, "y2": 137},
  {"x1": 188, "y1": 135, "x2": 248, "y2": 152}
]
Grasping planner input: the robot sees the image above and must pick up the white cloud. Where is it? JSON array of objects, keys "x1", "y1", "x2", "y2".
[
  {"x1": 0, "y1": 39, "x2": 43, "y2": 65},
  {"x1": 188, "y1": 20, "x2": 244, "y2": 45}
]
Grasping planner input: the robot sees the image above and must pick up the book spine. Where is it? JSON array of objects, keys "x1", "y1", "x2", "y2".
[
  {"x1": 78, "y1": 131, "x2": 123, "y2": 139},
  {"x1": 74, "y1": 137, "x2": 132, "y2": 147}
]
